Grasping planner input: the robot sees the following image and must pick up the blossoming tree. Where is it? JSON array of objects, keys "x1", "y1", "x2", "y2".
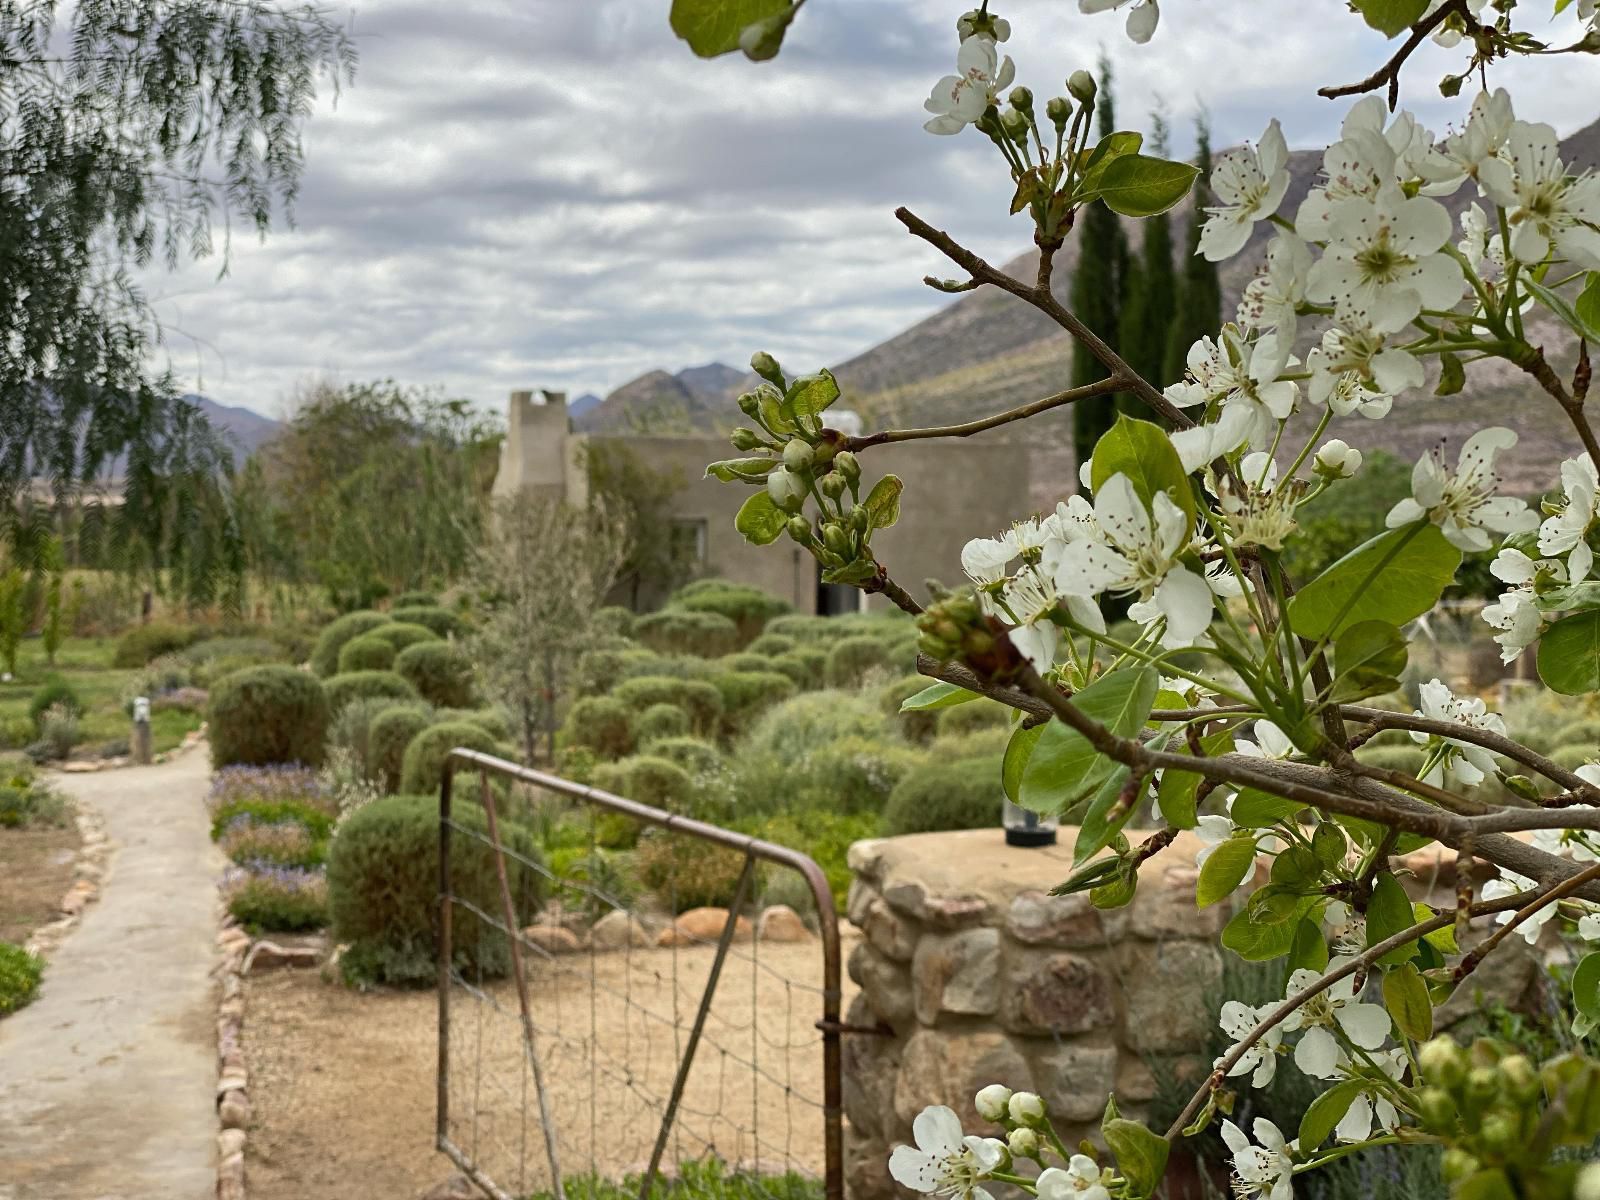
[{"x1": 673, "y1": 0, "x2": 1600, "y2": 1195}]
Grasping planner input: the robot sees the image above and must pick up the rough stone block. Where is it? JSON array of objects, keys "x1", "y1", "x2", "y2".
[
  {"x1": 894, "y1": 1027, "x2": 1031, "y2": 1130},
  {"x1": 845, "y1": 1128, "x2": 897, "y2": 1200},
  {"x1": 1118, "y1": 941, "x2": 1221, "y2": 1053},
  {"x1": 1129, "y1": 867, "x2": 1226, "y2": 940},
  {"x1": 913, "y1": 927, "x2": 1001, "y2": 1024},
  {"x1": 999, "y1": 951, "x2": 1115, "y2": 1036},
  {"x1": 757, "y1": 904, "x2": 813, "y2": 942},
  {"x1": 864, "y1": 897, "x2": 917, "y2": 962},
  {"x1": 847, "y1": 839, "x2": 887, "y2": 883},
  {"x1": 590, "y1": 910, "x2": 652, "y2": 951},
  {"x1": 1007, "y1": 890, "x2": 1118, "y2": 947},
  {"x1": 218, "y1": 1088, "x2": 252, "y2": 1130},
  {"x1": 842, "y1": 997, "x2": 901, "y2": 1138},
  {"x1": 1031, "y1": 1042, "x2": 1118, "y2": 1122},
  {"x1": 849, "y1": 942, "x2": 915, "y2": 1028},
  {"x1": 846, "y1": 878, "x2": 876, "y2": 928}
]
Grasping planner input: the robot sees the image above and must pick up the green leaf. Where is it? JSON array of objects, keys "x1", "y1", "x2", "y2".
[
  {"x1": 1577, "y1": 273, "x2": 1600, "y2": 336},
  {"x1": 821, "y1": 559, "x2": 877, "y2": 585},
  {"x1": 1155, "y1": 729, "x2": 1235, "y2": 829},
  {"x1": 784, "y1": 369, "x2": 840, "y2": 421},
  {"x1": 734, "y1": 491, "x2": 787, "y2": 545},
  {"x1": 1288, "y1": 524, "x2": 1462, "y2": 640},
  {"x1": 1197, "y1": 836, "x2": 1258, "y2": 907},
  {"x1": 1103, "y1": 1117, "x2": 1170, "y2": 1199},
  {"x1": 1367, "y1": 873, "x2": 1420, "y2": 966},
  {"x1": 1539, "y1": 609, "x2": 1600, "y2": 695},
  {"x1": 1574, "y1": 952, "x2": 1600, "y2": 1024},
  {"x1": 1312, "y1": 823, "x2": 1348, "y2": 870},
  {"x1": 1223, "y1": 894, "x2": 1317, "y2": 961},
  {"x1": 1524, "y1": 275, "x2": 1600, "y2": 342},
  {"x1": 1092, "y1": 155, "x2": 1201, "y2": 218},
  {"x1": 1331, "y1": 620, "x2": 1408, "y2": 703},
  {"x1": 705, "y1": 456, "x2": 777, "y2": 484},
  {"x1": 1355, "y1": 0, "x2": 1428, "y2": 36},
  {"x1": 1074, "y1": 766, "x2": 1134, "y2": 866},
  {"x1": 1230, "y1": 787, "x2": 1305, "y2": 829},
  {"x1": 1299, "y1": 1079, "x2": 1367, "y2": 1151},
  {"x1": 1290, "y1": 918, "x2": 1330, "y2": 974},
  {"x1": 900, "y1": 682, "x2": 980, "y2": 712},
  {"x1": 1052, "y1": 855, "x2": 1123, "y2": 897},
  {"x1": 1420, "y1": 903, "x2": 1459, "y2": 955},
  {"x1": 1436, "y1": 351, "x2": 1466, "y2": 397},
  {"x1": 1539, "y1": 581, "x2": 1600, "y2": 610},
  {"x1": 1003, "y1": 722, "x2": 1045, "y2": 806},
  {"x1": 1091, "y1": 859, "x2": 1140, "y2": 910},
  {"x1": 669, "y1": 0, "x2": 792, "y2": 56},
  {"x1": 1384, "y1": 962, "x2": 1434, "y2": 1040},
  {"x1": 861, "y1": 475, "x2": 903, "y2": 531},
  {"x1": 1075, "y1": 130, "x2": 1144, "y2": 196},
  {"x1": 1019, "y1": 667, "x2": 1159, "y2": 815},
  {"x1": 1090, "y1": 415, "x2": 1197, "y2": 538}
]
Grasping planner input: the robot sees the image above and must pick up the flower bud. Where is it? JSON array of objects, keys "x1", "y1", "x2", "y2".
[
  {"x1": 999, "y1": 107, "x2": 1029, "y2": 142},
  {"x1": 1313, "y1": 438, "x2": 1362, "y2": 479},
  {"x1": 751, "y1": 351, "x2": 784, "y2": 387},
  {"x1": 1417, "y1": 1087, "x2": 1457, "y2": 1132},
  {"x1": 1007, "y1": 85, "x2": 1033, "y2": 113},
  {"x1": 1464, "y1": 1065, "x2": 1499, "y2": 1110},
  {"x1": 1067, "y1": 70, "x2": 1097, "y2": 105},
  {"x1": 822, "y1": 523, "x2": 853, "y2": 558},
  {"x1": 834, "y1": 451, "x2": 860, "y2": 484},
  {"x1": 767, "y1": 468, "x2": 807, "y2": 513},
  {"x1": 783, "y1": 438, "x2": 815, "y2": 473},
  {"x1": 1440, "y1": 1149, "x2": 1480, "y2": 1184},
  {"x1": 730, "y1": 427, "x2": 764, "y2": 452},
  {"x1": 1576, "y1": 1162, "x2": 1600, "y2": 1200},
  {"x1": 1418, "y1": 1037, "x2": 1466, "y2": 1089},
  {"x1": 1007, "y1": 1091, "x2": 1045, "y2": 1127},
  {"x1": 975, "y1": 1084, "x2": 1013, "y2": 1123},
  {"x1": 737, "y1": 390, "x2": 763, "y2": 418},
  {"x1": 849, "y1": 507, "x2": 870, "y2": 535},
  {"x1": 819, "y1": 472, "x2": 847, "y2": 501},
  {"x1": 1498, "y1": 1054, "x2": 1540, "y2": 1104},
  {"x1": 786, "y1": 516, "x2": 813, "y2": 544},
  {"x1": 1479, "y1": 1112, "x2": 1518, "y2": 1156},
  {"x1": 1045, "y1": 96, "x2": 1072, "y2": 129},
  {"x1": 1006, "y1": 1127, "x2": 1038, "y2": 1158}
]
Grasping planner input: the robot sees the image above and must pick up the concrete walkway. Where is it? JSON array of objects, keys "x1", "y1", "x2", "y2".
[{"x1": 0, "y1": 747, "x2": 220, "y2": 1200}]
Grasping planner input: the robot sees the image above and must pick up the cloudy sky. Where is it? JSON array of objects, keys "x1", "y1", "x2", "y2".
[{"x1": 143, "y1": 0, "x2": 1600, "y2": 421}]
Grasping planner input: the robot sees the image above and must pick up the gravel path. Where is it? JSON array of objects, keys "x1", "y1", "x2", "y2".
[{"x1": 0, "y1": 747, "x2": 221, "y2": 1200}]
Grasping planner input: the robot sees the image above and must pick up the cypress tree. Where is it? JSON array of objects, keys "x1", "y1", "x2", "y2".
[
  {"x1": 1070, "y1": 53, "x2": 1130, "y2": 469},
  {"x1": 1118, "y1": 111, "x2": 1177, "y2": 404},
  {"x1": 1163, "y1": 114, "x2": 1225, "y2": 386}
]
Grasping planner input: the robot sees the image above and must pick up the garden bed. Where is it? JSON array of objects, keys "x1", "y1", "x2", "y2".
[{"x1": 0, "y1": 823, "x2": 79, "y2": 945}]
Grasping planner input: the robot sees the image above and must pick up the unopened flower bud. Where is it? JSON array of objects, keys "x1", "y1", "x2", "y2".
[
  {"x1": 1465, "y1": 1065, "x2": 1499, "y2": 1109},
  {"x1": 975, "y1": 1084, "x2": 1013, "y2": 1123},
  {"x1": 834, "y1": 451, "x2": 860, "y2": 484},
  {"x1": 786, "y1": 516, "x2": 813, "y2": 544},
  {"x1": 822, "y1": 522, "x2": 853, "y2": 557},
  {"x1": 1067, "y1": 70, "x2": 1097, "y2": 105},
  {"x1": 767, "y1": 468, "x2": 807, "y2": 513},
  {"x1": 1418, "y1": 1037, "x2": 1466, "y2": 1088},
  {"x1": 783, "y1": 438, "x2": 815, "y2": 473},
  {"x1": 1417, "y1": 1087, "x2": 1457, "y2": 1132},
  {"x1": 730, "y1": 427, "x2": 764, "y2": 452},
  {"x1": 849, "y1": 507, "x2": 870, "y2": 535},
  {"x1": 737, "y1": 390, "x2": 763, "y2": 418},
  {"x1": 819, "y1": 472, "x2": 847, "y2": 501},
  {"x1": 1007, "y1": 85, "x2": 1033, "y2": 113},
  {"x1": 1440, "y1": 1149, "x2": 1480, "y2": 1184},
  {"x1": 1313, "y1": 438, "x2": 1362, "y2": 479},
  {"x1": 1007, "y1": 1091, "x2": 1045, "y2": 1127},
  {"x1": 1006, "y1": 1127, "x2": 1038, "y2": 1158},
  {"x1": 999, "y1": 107, "x2": 1029, "y2": 142},
  {"x1": 1498, "y1": 1054, "x2": 1540, "y2": 1104},
  {"x1": 1479, "y1": 1112, "x2": 1518, "y2": 1155},
  {"x1": 1045, "y1": 96, "x2": 1072, "y2": 128},
  {"x1": 751, "y1": 351, "x2": 784, "y2": 387},
  {"x1": 1576, "y1": 1162, "x2": 1600, "y2": 1200}
]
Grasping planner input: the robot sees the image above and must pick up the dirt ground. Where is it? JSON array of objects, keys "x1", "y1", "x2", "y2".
[
  {"x1": 0, "y1": 823, "x2": 79, "y2": 944},
  {"x1": 244, "y1": 932, "x2": 859, "y2": 1200}
]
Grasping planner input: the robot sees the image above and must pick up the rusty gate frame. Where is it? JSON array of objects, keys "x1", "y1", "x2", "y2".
[{"x1": 435, "y1": 747, "x2": 848, "y2": 1200}]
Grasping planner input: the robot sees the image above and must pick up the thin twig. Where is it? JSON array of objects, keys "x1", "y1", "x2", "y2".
[
  {"x1": 845, "y1": 377, "x2": 1126, "y2": 451},
  {"x1": 1317, "y1": 0, "x2": 1469, "y2": 107},
  {"x1": 1454, "y1": 860, "x2": 1600, "y2": 981}
]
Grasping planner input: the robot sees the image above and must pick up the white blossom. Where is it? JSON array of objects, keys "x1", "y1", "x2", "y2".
[
  {"x1": 924, "y1": 37, "x2": 1015, "y2": 136},
  {"x1": 1482, "y1": 550, "x2": 1547, "y2": 664},
  {"x1": 1539, "y1": 455, "x2": 1600, "y2": 583},
  {"x1": 1238, "y1": 234, "x2": 1312, "y2": 347},
  {"x1": 1008, "y1": 1091, "x2": 1045, "y2": 1126},
  {"x1": 1237, "y1": 719, "x2": 1295, "y2": 760},
  {"x1": 1283, "y1": 960, "x2": 1391, "y2": 1079},
  {"x1": 1200, "y1": 120, "x2": 1290, "y2": 262},
  {"x1": 1296, "y1": 97, "x2": 1416, "y2": 237},
  {"x1": 1482, "y1": 870, "x2": 1553, "y2": 945},
  {"x1": 1305, "y1": 184, "x2": 1462, "y2": 334},
  {"x1": 1422, "y1": 0, "x2": 1488, "y2": 47},
  {"x1": 1036, "y1": 1157, "x2": 1110, "y2": 1200},
  {"x1": 1410, "y1": 678, "x2": 1507, "y2": 790},
  {"x1": 1385, "y1": 427, "x2": 1537, "y2": 552},
  {"x1": 974, "y1": 1084, "x2": 1012, "y2": 1124},
  {"x1": 1218, "y1": 999, "x2": 1282, "y2": 1089},
  {"x1": 1221, "y1": 1119, "x2": 1296, "y2": 1200},
  {"x1": 1164, "y1": 328, "x2": 1298, "y2": 445},
  {"x1": 1314, "y1": 439, "x2": 1363, "y2": 479},
  {"x1": 1194, "y1": 812, "x2": 1235, "y2": 868},
  {"x1": 1306, "y1": 323, "x2": 1420, "y2": 413},
  {"x1": 1172, "y1": 404, "x2": 1255, "y2": 474},
  {"x1": 1334, "y1": 1050, "x2": 1406, "y2": 1143},
  {"x1": 956, "y1": 9, "x2": 1010, "y2": 41},
  {"x1": 1417, "y1": 88, "x2": 1513, "y2": 194},
  {"x1": 1078, "y1": 0, "x2": 1159, "y2": 44},
  {"x1": 1480, "y1": 120, "x2": 1600, "y2": 268},
  {"x1": 889, "y1": 1107, "x2": 1007, "y2": 1200}
]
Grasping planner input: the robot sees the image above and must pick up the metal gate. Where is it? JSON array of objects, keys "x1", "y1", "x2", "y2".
[{"x1": 435, "y1": 748, "x2": 847, "y2": 1200}]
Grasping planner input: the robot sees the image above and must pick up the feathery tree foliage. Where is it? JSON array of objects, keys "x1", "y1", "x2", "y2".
[
  {"x1": 1162, "y1": 114, "x2": 1223, "y2": 385},
  {"x1": 0, "y1": 1, "x2": 355, "y2": 576},
  {"x1": 1117, "y1": 109, "x2": 1177, "y2": 397}
]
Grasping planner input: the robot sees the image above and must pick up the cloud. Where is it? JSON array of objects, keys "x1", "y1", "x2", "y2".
[{"x1": 139, "y1": 0, "x2": 1599, "y2": 419}]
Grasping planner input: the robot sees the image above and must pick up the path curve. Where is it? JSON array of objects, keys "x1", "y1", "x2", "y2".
[{"x1": 0, "y1": 746, "x2": 220, "y2": 1200}]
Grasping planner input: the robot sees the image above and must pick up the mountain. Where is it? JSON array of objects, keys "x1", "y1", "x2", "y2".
[
  {"x1": 576, "y1": 362, "x2": 747, "y2": 433},
  {"x1": 188, "y1": 395, "x2": 282, "y2": 462},
  {"x1": 568, "y1": 392, "x2": 603, "y2": 419}
]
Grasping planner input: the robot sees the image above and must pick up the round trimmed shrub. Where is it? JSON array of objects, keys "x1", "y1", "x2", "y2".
[
  {"x1": 712, "y1": 671, "x2": 797, "y2": 735},
  {"x1": 561, "y1": 696, "x2": 634, "y2": 760},
  {"x1": 369, "y1": 705, "x2": 432, "y2": 793},
  {"x1": 612, "y1": 676, "x2": 723, "y2": 734},
  {"x1": 763, "y1": 614, "x2": 831, "y2": 643},
  {"x1": 1551, "y1": 744, "x2": 1597, "y2": 773},
  {"x1": 773, "y1": 646, "x2": 828, "y2": 689},
  {"x1": 597, "y1": 754, "x2": 693, "y2": 811},
  {"x1": 328, "y1": 793, "x2": 542, "y2": 986},
  {"x1": 371, "y1": 622, "x2": 439, "y2": 653},
  {"x1": 647, "y1": 736, "x2": 724, "y2": 776},
  {"x1": 399, "y1": 721, "x2": 498, "y2": 796},
  {"x1": 720, "y1": 652, "x2": 774, "y2": 674},
  {"x1": 113, "y1": 621, "x2": 206, "y2": 668},
  {"x1": 323, "y1": 670, "x2": 417, "y2": 715},
  {"x1": 439, "y1": 708, "x2": 511, "y2": 742},
  {"x1": 634, "y1": 609, "x2": 739, "y2": 658},
  {"x1": 390, "y1": 605, "x2": 469, "y2": 640},
  {"x1": 936, "y1": 701, "x2": 1011, "y2": 738},
  {"x1": 826, "y1": 635, "x2": 891, "y2": 688},
  {"x1": 337, "y1": 633, "x2": 397, "y2": 674},
  {"x1": 744, "y1": 690, "x2": 891, "y2": 762},
  {"x1": 209, "y1": 665, "x2": 329, "y2": 769},
  {"x1": 885, "y1": 633, "x2": 922, "y2": 674},
  {"x1": 1552, "y1": 719, "x2": 1600, "y2": 749},
  {"x1": 394, "y1": 641, "x2": 474, "y2": 707},
  {"x1": 880, "y1": 674, "x2": 939, "y2": 743},
  {"x1": 310, "y1": 611, "x2": 388, "y2": 677},
  {"x1": 748, "y1": 632, "x2": 796, "y2": 657},
  {"x1": 29, "y1": 677, "x2": 82, "y2": 732},
  {"x1": 635, "y1": 830, "x2": 749, "y2": 912},
  {"x1": 392, "y1": 590, "x2": 438, "y2": 609},
  {"x1": 593, "y1": 606, "x2": 635, "y2": 638},
  {"x1": 884, "y1": 757, "x2": 1002, "y2": 835},
  {"x1": 634, "y1": 702, "x2": 690, "y2": 745},
  {"x1": 667, "y1": 579, "x2": 790, "y2": 641}
]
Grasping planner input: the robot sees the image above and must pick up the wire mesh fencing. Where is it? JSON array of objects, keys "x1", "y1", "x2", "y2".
[{"x1": 435, "y1": 749, "x2": 848, "y2": 1200}]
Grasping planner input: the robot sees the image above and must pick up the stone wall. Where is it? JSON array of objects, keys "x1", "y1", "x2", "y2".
[{"x1": 841, "y1": 827, "x2": 1226, "y2": 1200}]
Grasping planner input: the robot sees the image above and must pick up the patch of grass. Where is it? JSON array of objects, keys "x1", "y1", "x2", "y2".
[
  {"x1": 0, "y1": 941, "x2": 43, "y2": 1015},
  {"x1": 530, "y1": 1159, "x2": 823, "y2": 1200}
]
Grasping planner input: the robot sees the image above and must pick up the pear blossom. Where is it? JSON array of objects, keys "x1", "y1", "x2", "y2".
[
  {"x1": 1164, "y1": 328, "x2": 1299, "y2": 445},
  {"x1": 1200, "y1": 120, "x2": 1291, "y2": 262},
  {"x1": 1314, "y1": 439, "x2": 1363, "y2": 479},
  {"x1": 1172, "y1": 404, "x2": 1255, "y2": 474},
  {"x1": 1078, "y1": 0, "x2": 1159, "y2": 44},
  {"x1": 924, "y1": 36, "x2": 1015, "y2": 136},
  {"x1": 1305, "y1": 184, "x2": 1462, "y2": 334},
  {"x1": 1418, "y1": 89, "x2": 1514, "y2": 196},
  {"x1": 973, "y1": 1084, "x2": 1011, "y2": 1123},
  {"x1": 1457, "y1": 202, "x2": 1508, "y2": 278},
  {"x1": 889, "y1": 1106, "x2": 1007, "y2": 1200},
  {"x1": 1480, "y1": 120, "x2": 1600, "y2": 268},
  {"x1": 1218, "y1": 999, "x2": 1283, "y2": 1088},
  {"x1": 1054, "y1": 474, "x2": 1215, "y2": 647},
  {"x1": 1238, "y1": 234, "x2": 1312, "y2": 346},
  {"x1": 956, "y1": 9, "x2": 1010, "y2": 41},
  {"x1": 1481, "y1": 549, "x2": 1548, "y2": 663},
  {"x1": 1221, "y1": 1119, "x2": 1296, "y2": 1200},
  {"x1": 1539, "y1": 455, "x2": 1600, "y2": 583},
  {"x1": 1237, "y1": 719, "x2": 1295, "y2": 761},
  {"x1": 1384, "y1": 427, "x2": 1537, "y2": 552},
  {"x1": 1423, "y1": 0, "x2": 1487, "y2": 47},
  {"x1": 1283, "y1": 960, "x2": 1391, "y2": 1078},
  {"x1": 1008, "y1": 1091, "x2": 1045, "y2": 1126},
  {"x1": 1036, "y1": 1157, "x2": 1110, "y2": 1200},
  {"x1": 1306, "y1": 323, "x2": 1420, "y2": 413},
  {"x1": 1194, "y1": 811, "x2": 1235, "y2": 867},
  {"x1": 1296, "y1": 99, "x2": 1409, "y2": 237},
  {"x1": 1410, "y1": 678, "x2": 1507, "y2": 790},
  {"x1": 1214, "y1": 454, "x2": 1298, "y2": 551},
  {"x1": 1334, "y1": 1050, "x2": 1406, "y2": 1143},
  {"x1": 1482, "y1": 870, "x2": 1554, "y2": 944}
]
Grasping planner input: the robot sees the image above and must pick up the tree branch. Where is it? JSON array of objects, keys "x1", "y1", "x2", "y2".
[
  {"x1": 1317, "y1": 0, "x2": 1470, "y2": 107},
  {"x1": 845, "y1": 377, "x2": 1126, "y2": 451}
]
